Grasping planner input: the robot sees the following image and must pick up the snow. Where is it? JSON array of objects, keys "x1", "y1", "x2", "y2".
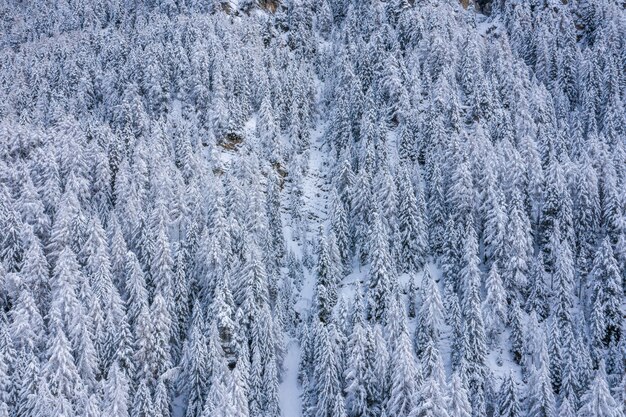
[
  {"x1": 279, "y1": 339, "x2": 303, "y2": 417},
  {"x1": 279, "y1": 121, "x2": 328, "y2": 417}
]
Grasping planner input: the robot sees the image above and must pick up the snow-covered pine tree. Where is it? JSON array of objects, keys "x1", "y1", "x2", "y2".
[
  {"x1": 589, "y1": 238, "x2": 623, "y2": 353},
  {"x1": 314, "y1": 321, "x2": 345, "y2": 417},
  {"x1": 459, "y1": 225, "x2": 489, "y2": 417},
  {"x1": 315, "y1": 230, "x2": 338, "y2": 324},
  {"x1": 526, "y1": 326, "x2": 556, "y2": 417},
  {"x1": 498, "y1": 371, "x2": 521, "y2": 417},
  {"x1": 482, "y1": 264, "x2": 507, "y2": 349},
  {"x1": 397, "y1": 165, "x2": 428, "y2": 273},
  {"x1": 448, "y1": 371, "x2": 472, "y2": 417},
  {"x1": 577, "y1": 361, "x2": 624, "y2": 417},
  {"x1": 367, "y1": 210, "x2": 394, "y2": 323},
  {"x1": 345, "y1": 289, "x2": 369, "y2": 417},
  {"x1": 386, "y1": 297, "x2": 420, "y2": 417},
  {"x1": 415, "y1": 269, "x2": 444, "y2": 359}
]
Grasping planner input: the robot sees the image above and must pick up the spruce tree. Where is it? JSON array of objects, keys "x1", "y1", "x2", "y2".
[
  {"x1": 367, "y1": 211, "x2": 394, "y2": 323},
  {"x1": 345, "y1": 291, "x2": 369, "y2": 417},
  {"x1": 503, "y1": 188, "x2": 532, "y2": 297},
  {"x1": 589, "y1": 238, "x2": 623, "y2": 350},
  {"x1": 415, "y1": 269, "x2": 444, "y2": 359},
  {"x1": 498, "y1": 372, "x2": 521, "y2": 417},
  {"x1": 314, "y1": 322, "x2": 345, "y2": 417},
  {"x1": 44, "y1": 324, "x2": 81, "y2": 405},
  {"x1": 460, "y1": 224, "x2": 488, "y2": 417},
  {"x1": 578, "y1": 361, "x2": 623, "y2": 417},
  {"x1": 526, "y1": 254, "x2": 550, "y2": 320},
  {"x1": 427, "y1": 161, "x2": 447, "y2": 259},
  {"x1": 397, "y1": 165, "x2": 428, "y2": 273},
  {"x1": 131, "y1": 379, "x2": 153, "y2": 417},
  {"x1": 526, "y1": 328, "x2": 556, "y2": 417},
  {"x1": 330, "y1": 189, "x2": 352, "y2": 274},
  {"x1": 387, "y1": 307, "x2": 420, "y2": 417},
  {"x1": 179, "y1": 305, "x2": 208, "y2": 417},
  {"x1": 315, "y1": 230, "x2": 337, "y2": 324},
  {"x1": 482, "y1": 264, "x2": 507, "y2": 347},
  {"x1": 448, "y1": 371, "x2": 472, "y2": 417},
  {"x1": 9, "y1": 286, "x2": 45, "y2": 352}
]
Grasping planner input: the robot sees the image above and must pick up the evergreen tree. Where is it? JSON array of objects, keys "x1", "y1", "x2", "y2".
[
  {"x1": 0, "y1": 319, "x2": 13, "y2": 413},
  {"x1": 44, "y1": 324, "x2": 81, "y2": 405},
  {"x1": 481, "y1": 166, "x2": 507, "y2": 269},
  {"x1": 526, "y1": 254, "x2": 550, "y2": 320},
  {"x1": 447, "y1": 290, "x2": 465, "y2": 371},
  {"x1": 407, "y1": 275, "x2": 418, "y2": 319},
  {"x1": 448, "y1": 371, "x2": 472, "y2": 417},
  {"x1": 589, "y1": 238, "x2": 623, "y2": 350},
  {"x1": 558, "y1": 395, "x2": 576, "y2": 417},
  {"x1": 228, "y1": 351, "x2": 250, "y2": 417},
  {"x1": 415, "y1": 269, "x2": 444, "y2": 359},
  {"x1": 366, "y1": 325, "x2": 390, "y2": 417},
  {"x1": 411, "y1": 352, "x2": 449, "y2": 417},
  {"x1": 460, "y1": 224, "x2": 488, "y2": 417},
  {"x1": 314, "y1": 322, "x2": 345, "y2": 417},
  {"x1": 367, "y1": 211, "x2": 394, "y2": 323},
  {"x1": 20, "y1": 229, "x2": 50, "y2": 307},
  {"x1": 180, "y1": 301, "x2": 209, "y2": 417},
  {"x1": 330, "y1": 189, "x2": 352, "y2": 274},
  {"x1": 503, "y1": 188, "x2": 532, "y2": 297},
  {"x1": 482, "y1": 264, "x2": 507, "y2": 347},
  {"x1": 352, "y1": 169, "x2": 373, "y2": 264},
  {"x1": 578, "y1": 362, "x2": 623, "y2": 417},
  {"x1": 526, "y1": 328, "x2": 556, "y2": 417},
  {"x1": 573, "y1": 158, "x2": 600, "y2": 279},
  {"x1": 345, "y1": 290, "x2": 369, "y2": 417},
  {"x1": 397, "y1": 165, "x2": 428, "y2": 273},
  {"x1": 387, "y1": 308, "x2": 420, "y2": 417},
  {"x1": 498, "y1": 372, "x2": 521, "y2": 417},
  {"x1": 9, "y1": 286, "x2": 45, "y2": 352},
  {"x1": 149, "y1": 293, "x2": 172, "y2": 380},
  {"x1": 315, "y1": 231, "x2": 337, "y2": 324},
  {"x1": 447, "y1": 154, "x2": 474, "y2": 228},
  {"x1": 427, "y1": 161, "x2": 447, "y2": 259},
  {"x1": 202, "y1": 323, "x2": 231, "y2": 417},
  {"x1": 131, "y1": 379, "x2": 153, "y2": 417}
]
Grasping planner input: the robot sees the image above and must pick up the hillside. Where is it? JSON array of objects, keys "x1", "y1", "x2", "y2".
[{"x1": 0, "y1": 1, "x2": 624, "y2": 417}]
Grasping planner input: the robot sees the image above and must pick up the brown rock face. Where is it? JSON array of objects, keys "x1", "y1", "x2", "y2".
[{"x1": 460, "y1": 0, "x2": 495, "y2": 14}]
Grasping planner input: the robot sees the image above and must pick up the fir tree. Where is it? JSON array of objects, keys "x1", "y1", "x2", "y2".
[
  {"x1": 415, "y1": 269, "x2": 444, "y2": 359},
  {"x1": 482, "y1": 264, "x2": 507, "y2": 347},
  {"x1": 590, "y1": 238, "x2": 623, "y2": 350},
  {"x1": 578, "y1": 361, "x2": 623, "y2": 417},
  {"x1": 345, "y1": 290, "x2": 369, "y2": 417},
  {"x1": 448, "y1": 371, "x2": 472, "y2": 417},
  {"x1": 526, "y1": 328, "x2": 556, "y2": 417},
  {"x1": 498, "y1": 372, "x2": 521, "y2": 417},
  {"x1": 44, "y1": 324, "x2": 81, "y2": 404},
  {"x1": 387, "y1": 308, "x2": 420, "y2": 417},
  {"x1": 367, "y1": 211, "x2": 394, "y2": 323},
  {"x1": 314, "y1": 322, "x2": 345, "y2": 417},
  {"x1": 315, "y1": 230, "x2": 337, "y2": 324},
  {"x1": 397, "y1": 165, "x2": 428, "y2": 273},
  {"x1": 526, "y1": 254, "x2": 550, "y2": 320},
  {"x1": 131, "y1": 379, "x2": 154, "y2": 417},
  {"x1": 503, "y1": 188, "x2": 532, "y2": 297}
]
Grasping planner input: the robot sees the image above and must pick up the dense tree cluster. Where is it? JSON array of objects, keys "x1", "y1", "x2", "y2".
[{"x1": 0, "y1": 0, "x2": 624, "y2": 416}]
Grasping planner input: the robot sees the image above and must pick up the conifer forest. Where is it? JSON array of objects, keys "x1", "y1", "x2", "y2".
[{"x1": 0, "y1": 0, "x2": 624, "y2": 416}]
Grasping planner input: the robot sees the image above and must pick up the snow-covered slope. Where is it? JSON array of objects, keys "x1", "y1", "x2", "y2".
[{"x1": 0, "y1": 1, "x2": 624, "y2": 417}]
